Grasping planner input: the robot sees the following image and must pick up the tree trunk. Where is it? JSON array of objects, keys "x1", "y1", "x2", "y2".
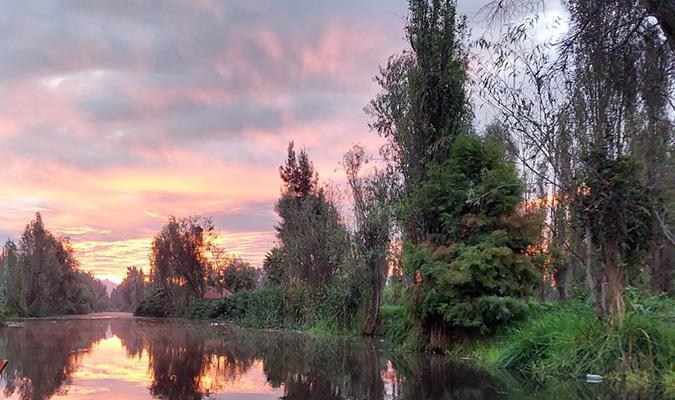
[
  {"x1": 555, "y1": 268, "x2": 568, "y2": 300},
  {"x1": 650, "y1": 242, "x2": 673, "y2": 294},
  {"x1": 585, "y1": 225, "x2": 603, "y2": 318},
  {"x1": 599, "y1": 245, "x2": 625, "y2": 325},
  {"x1": 429, "y1": 319, "x2": 449, "y2": 350},
  {"x1": 363, "y1": 260, "x2": 385, "y2": 336}
]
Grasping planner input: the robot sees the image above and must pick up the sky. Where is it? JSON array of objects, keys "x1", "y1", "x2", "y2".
[{"x1": 0, "y1": 0, "x2": 565, "y2": 283}]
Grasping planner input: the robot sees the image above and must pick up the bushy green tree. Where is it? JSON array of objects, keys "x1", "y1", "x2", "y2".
[
  {"x1": 275, "y1": 142, "x2": 350, "y2": 288},
  {"x1": 149, "y1": 216, "x2": 215, "y2": 311},
  {"x1": 210, "y1": 254, "x2": 258, "y2": 293},
  {"x1": 405, "y1": 136, "x2": 542, "y2": 347}
]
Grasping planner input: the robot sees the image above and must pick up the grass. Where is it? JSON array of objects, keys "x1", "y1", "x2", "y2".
[
  {"x1": 179, "y1": 284, "x2": 361, "y2": 336},
  {"x1": 379, "y1": 289, "x2": 673, "y2": 395},
  {"x1": 449, "y1": 295, "x2": 674, "y2": 393}
]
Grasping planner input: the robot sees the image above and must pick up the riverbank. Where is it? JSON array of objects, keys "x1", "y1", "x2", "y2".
[
  {"x1": 1, "y1": 313, "x2": 626, "y2": 400},
  {"x1": 449, "y1": 296, "x2": 673, "y2": 396},
  {"x1": 153, "y1": 287, "x2": 674, "y2": 397}
]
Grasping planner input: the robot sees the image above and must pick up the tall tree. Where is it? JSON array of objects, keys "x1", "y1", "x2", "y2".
[
  {"x1": 150, "y1": 216, "x2": 215, "y2": 311},
  {"x1": 406, "y1": 136, "x2": 542, "y2": 347},
  {"x1": 343, "y1": 145, "x2": 394, "y2": 335},
  {"x1": 367, "y1": 0, "x2": 471, "y2": 245},
  {"x1": 2, "y1": 240, "x2": 23, "y2": 313},
  {"x1": 275, "y1": 143, "x2": 349, "y2": 288}
]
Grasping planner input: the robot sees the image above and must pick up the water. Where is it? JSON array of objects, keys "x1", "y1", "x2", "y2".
[{"x1": 0, "y1": 313, "x2": 625, "y2": 399}]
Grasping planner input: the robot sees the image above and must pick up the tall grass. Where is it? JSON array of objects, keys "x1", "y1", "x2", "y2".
[
  {"x1": 183, "y1": 282, "x2": 362, "y2": 334},
  {"x1": 495, "y1": 296, "x2": 673, "y2": 388}
]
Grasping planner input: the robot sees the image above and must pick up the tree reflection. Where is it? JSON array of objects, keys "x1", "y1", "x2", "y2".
[
  {"x1": 0, "y1": 320, "x2": 108, "y2": 400},
  {"x1": 1, "y1": 317, "x2": 524, "y2": 400}
]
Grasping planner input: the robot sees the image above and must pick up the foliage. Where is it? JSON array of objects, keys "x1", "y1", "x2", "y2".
[
  {"x1": 382, "y1": 282, "x2": 405, "y2": 307},
  {"x1": 367, "y1": 0, "x2": 471, "y2": 244},
  {"x1": 495, "y1": 297, "x2": 673, "y2": 386},
  {"x1": 111, "y1": 267, "x2": 145, "y2": 312},
  {"x1": 135, "y1": 288, "x2": 172, "y2": 318},
  {"x1": 0, "y1": 213, "x2": 111, "y2": 317},
  {"x1": 343, "y1": 144, "x2": 394, "y2": 335},
  {"x1": 275, "y1": 142, "x2": 350, "y2": 288},
  {"x1": 572, "y1": 153, "x2": 654, "y2": 323},
  {"x1": 195, "y1": 286, "x2": 285, "y2": 328},
  {"x1": 149, "y1": 215, "x2": 216, "y2": 311},
  {"x1": 276, "y1": 191, "x2": 349, "y2": 288},
  {"x1": 262, "y1": 246, "x2": 283, "y2": 286},
  {"x1": 573, "y1": 154, "x2": 653, "y2": 267},
  {"x1": 279, "y1": 141, "x2": 318, "y2": 197},
  {"x1": 405, "y1": 136, "x2": 541, "y2": 345},
  {"x1": 208, "y1": 251, "x2": 258, "y2": 293}
]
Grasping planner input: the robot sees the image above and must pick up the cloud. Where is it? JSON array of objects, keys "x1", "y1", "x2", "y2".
[{"x1": 1, "y1": 0, "x2": 540, "y2": 281}]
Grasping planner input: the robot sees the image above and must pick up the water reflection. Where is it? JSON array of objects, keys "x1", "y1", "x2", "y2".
[{"x1": 0, "y1": 314, "x2": 632, "y2": 400}]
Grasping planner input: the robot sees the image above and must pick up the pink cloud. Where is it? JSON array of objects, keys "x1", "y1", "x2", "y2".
[{"x1": 0, "y1": 0, "x2": 408, "y2": 282}]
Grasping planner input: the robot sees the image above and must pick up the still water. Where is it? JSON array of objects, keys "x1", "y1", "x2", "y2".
[{"x1": 0, "y1": 313, "x2": 624, "y2": 400}]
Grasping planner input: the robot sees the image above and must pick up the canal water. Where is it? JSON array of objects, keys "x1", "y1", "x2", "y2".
[{"x1": 0, "y1": 313, "x2": 633, "y2": 399}]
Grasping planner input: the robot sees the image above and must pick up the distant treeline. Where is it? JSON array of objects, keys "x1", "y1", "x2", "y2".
[{"x1": 0, "y1": 213, "x2": 110, "y2": 316}]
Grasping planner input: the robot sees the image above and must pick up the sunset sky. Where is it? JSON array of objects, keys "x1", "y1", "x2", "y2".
[{"x1": 0, "y1": 0, "x2": 565, "y2": 283}]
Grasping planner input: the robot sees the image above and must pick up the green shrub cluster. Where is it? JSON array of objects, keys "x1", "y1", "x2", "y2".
[
  {"x1": 179, "y1": 281, "x2": 361, "y2": 333},
  {"x1": 404, "y1": 136, "x2": 542, "y2": 344},
  {"x1": 134, "y1": 289, "x2": 172, "y2": 317},
  {"x1": 494, "y1": 296, "x2": 673, "y2": 388}
]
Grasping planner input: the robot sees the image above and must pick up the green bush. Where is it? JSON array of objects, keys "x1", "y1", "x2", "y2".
[
  {"x1": 134, "y1": 288, "x2": 172, "y2": 317},
  {"x1": 188, "y1": 281, "x2": 359, "y2": 333},
  {"x1": 182, "y1": 299, "x2": 220, "y2": 319},
  {"x1": 382, "y1": 283, "x2": 405, "y2": 306},
  {"x1": 238, "y1": 286, "x2": 284, "y2": 328},
  {"x1": 198, "y1": 286, "x2": 284, "y2": 328},
  {"x1": 403, "y1": 136, "x2": 542, "y2": 343},
  {"x1": 314, "y1": 279, "x2": 361, "y2": 332},
  {"x1": 381, "y1": 304, "x2": 410, "y2": 345},
  {"x1": 281, "y1": 280, "x2": 315, "y2": 327}
]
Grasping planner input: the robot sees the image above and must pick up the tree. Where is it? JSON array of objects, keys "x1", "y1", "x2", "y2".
[
  {"x1": 405, "y1": 136, "x2": 542, "y2": 347},
  {"x1": 276, "y1": 143, "x2": 350, "y2": 288},
  {"x1": 478, "y1": 0, "x2": 674, "y2": 304},
  {"x1": 343, "y1": 145, "x2": 394, "y2": 335},
  {"x1": 18, "y1": 213, "x2": 86, "y2": 316},
  {"x1": 572, "y1": 154, "x2": 653, "y2": 323},
  {"x1": 111, "y1": 267, "x2": 145, "y2": 312},
  {"x1": 0, "y1": 213, "x2": 99, "y2": 316},
  {"x1": 209, "y1": 252, "x2": 257, "y2": 293},
  {"x1": 2, "y1": 240, "x2": 22, "y2": 314},
  {"x1": 566, "y1": 0, "x2": 673, "y2": 321},
  {"x1": 367, "y1": 0, "x2": 471, "y2": 245},
  {"x1": 150, "y1": 216, "x2": 215, "y2": 311}
]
